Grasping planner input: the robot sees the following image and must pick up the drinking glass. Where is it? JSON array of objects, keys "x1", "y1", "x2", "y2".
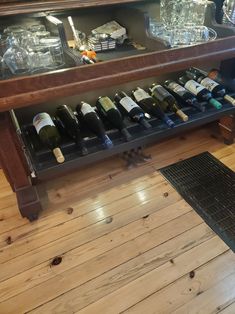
[
  {"x1": 149, "y1": 18, "x2": 165, "y2": 37},
  {"x1": 20, "y1": 31, "x2": 40, "y2": 50},
  {"x1": 28, "y1": 24, "x2": 46, "y2": 33},
  {"x1": 223, "y1": 0, "x2": 235, "y2": 25},
  {"x1": 193, "y1": 26, "x2": 217, "y2": 42},
  {"x1": 160, "y1": 0, "x2": 208, "y2": 27},
  {"x1": 39, "y1": 37, "x2": 64, "y2": 67},
  {"x1": 3, "y1": 36, "x2": 31, "y2": 75},
  {"x1": 0, "y1": 35, "x2": 8, "y2": 56},
  {"x1": 35, "y1": 31, "x2": 50, "y2": 39},
  {"x1": 3, "y1": 25, "x2": 26, "y2": 36},
  {"x1": 29, "y1": 49, "x2": 54, "y2": 71},
  {"x1": 160, "y1": 0, "x2": 182, "y2": 26}
]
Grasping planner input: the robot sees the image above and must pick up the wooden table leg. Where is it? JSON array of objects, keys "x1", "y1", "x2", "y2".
[
  {"x1": 0, "y1": 112, "x2": 42, "y2": 221},
  {"x1": 219, "y1": 115, "x2": 235, "y2": 145}
]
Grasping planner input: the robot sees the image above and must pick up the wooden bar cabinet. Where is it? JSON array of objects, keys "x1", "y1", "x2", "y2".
[{"x1": 0, "y1": 0, "x2": 234, "y2": 221}]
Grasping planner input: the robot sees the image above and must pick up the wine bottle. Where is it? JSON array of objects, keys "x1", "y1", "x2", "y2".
[
  {"x1": 76, "y1": 102, "x2": 113, "y2": 149},
  {"x1": 149, "y1": 83, "x2": 188, "y2": 122},
  {"x1": 114, "y1": 91, "x2": 152, "y2": 129},
  {"x1": 132, "y1": 87, "x2": 175, "y2": 128},
  {"x1": 33, "y1": 112, "x2": 65, "y2": 163},
  {"x1": 56, "y1": 105, "x2": 88, "y2": 156},
  {"x1": 96, "y1": 96, "x2": 132, "y2": 141},
  {"x1": 164, "y1": 80, "x2": 205, "y2": 112},
  {"x1": 208, "y1": 69, "x2": 235, "y2": 93},
  {"x1": 178, "y1": 76, "x2": 222, "y2": 110},
  {"x1": 186, "y1": 67, "x2": 235, "y2": 106}
]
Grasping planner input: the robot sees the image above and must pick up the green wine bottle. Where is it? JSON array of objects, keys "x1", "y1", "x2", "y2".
[{"x1": 33, "y1": 112, "x2": 65, "y2": 163}]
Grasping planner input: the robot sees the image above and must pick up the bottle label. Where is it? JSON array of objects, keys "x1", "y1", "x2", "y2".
[
  {"x1": 119, "y1": 96, "x2": 139, "y2": 112},
  {"x1": 80, "y1": 102, "x2": 96, "y2": 116},
  {"x1": 33, "y1": 113, "x2": 55, "y2": 134},
  {"x1": 184, "y1": 80, "x2": 204, "y2": 95},
  {"x1": 99, "y1": 97, "x2": 116, "y2": 112},
  {"x1": 168, "y1": 82, "x2": 186, "y2": 95},
  {"x1": 133, "y1": 89, "x2": 151, "y2": 103},
  {"x1": 201, "y1": 77, "x2": 219, "y2": 92},
  {"x1": 151, "y1": 85, "x2": 170, "y2": 102}
]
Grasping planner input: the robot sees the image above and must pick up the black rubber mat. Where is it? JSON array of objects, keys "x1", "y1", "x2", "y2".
[{"x1": 160, "y1": 152, "x2": 235, "y2": 251}]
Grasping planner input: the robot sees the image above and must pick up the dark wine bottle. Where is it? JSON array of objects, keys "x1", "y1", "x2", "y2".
[
  {"x1": 208, "y1": 69, "x2": 235, "y2": 91},
  {"x1": 114, "y1": 91, "x2": 152, "y2": 129},
  {"x1": 33, "y1": 112, "x2": 65, "y2": 163},
  {"x1": 186, "y1": 67, "x2": 235, "y2": 106},
  {"x1": 56, "y1": 105, "x2": 88, "y2": 156},
  {"x1": 96, "y1": 96, "x2": 132, "y2": 141},
  {"x1": 164, "y1": 80, "x2": 205, "y2": 112},
  {"x1": 149, "y1": 83, "x2": 188, "y2": 122},
  {"x1": 76, "y1": 102, "x2": 113, "y2": 149},
  {"x1": 208, "y1": 68, "x2": 235, "y2": 98},
  {"x1": 178, "y1": 76, "x2": 222, "y2": 110},
  {"x1": 132, "y1": 87, "x2": 175, "y2": 128}
]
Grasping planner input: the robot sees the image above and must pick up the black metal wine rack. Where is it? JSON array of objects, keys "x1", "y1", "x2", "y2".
[{"x1": 18, "y1": 93, "x2": 235, "y2": 181}]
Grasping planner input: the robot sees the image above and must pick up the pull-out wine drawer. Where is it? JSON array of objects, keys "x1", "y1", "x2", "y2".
[{"x1": 11, "y1": 72, "x2": 235, "y2": 181}]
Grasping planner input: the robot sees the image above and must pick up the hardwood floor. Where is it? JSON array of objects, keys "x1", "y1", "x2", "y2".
[{"x1": 0, "y1": 126, "x2": 235, "y2": 314}]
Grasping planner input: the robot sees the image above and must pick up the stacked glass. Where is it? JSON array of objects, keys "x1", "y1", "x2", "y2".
[
  {"x1": 148, "y1": 0, "x2": 217, "y2": 47},
  {"x1": 0, "y1": 24, "x2": 64, "y2": 78}
]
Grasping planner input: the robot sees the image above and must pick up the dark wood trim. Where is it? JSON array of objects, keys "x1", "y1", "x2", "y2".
[
  {"x1": 0, "y1": 0, "x2": 144, "y2": 16},
  {"x1": 219, "y1": 115, "x2": 235, "y2": 145},
  {"x1": 0, "y1": 112, "x2": 42, "y2": 220},
  {"x1": 0, "y1": 36, "x2": 235, "y2": 111}
]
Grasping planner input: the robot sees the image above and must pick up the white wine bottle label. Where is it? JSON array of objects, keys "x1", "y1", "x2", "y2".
[
  {"x1": 119, "y1": 96, "x2": 139, "y2": 112},
  {"x1": 185, "y1": 80, "x2": 204, "y2": 95},
  {"x1": 151, "y1": 85, "x2": 170, "y2": 102},
  {"x1": 80, "y1": 102, "x2": 96, "y2": 116},
  {"x1": 200, "y1": 77, "x2": 219, "y2": 92},
  {"x1": 99, "y1": 97, "x2": 116, "y2": 112},
  {"x1": 168, "y1": 82, "x2": 186, "y2": 94},
  {"x1": 133, "y1": 89, "x2": 151, "y2": 103},
  {"x1": 33, "y1": 113, "x2": 55, "y2": 134}
]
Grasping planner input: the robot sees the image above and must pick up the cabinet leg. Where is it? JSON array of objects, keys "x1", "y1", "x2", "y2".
[
  {"x1": 0, "y1": 112, "x2": 42, "y2": 221},
  {"x1": 219, "y1": 115, "x2": 235, "y2": 145},
  {"x1": 15, "y1": 185, "x2": 41, "y2": 221}
]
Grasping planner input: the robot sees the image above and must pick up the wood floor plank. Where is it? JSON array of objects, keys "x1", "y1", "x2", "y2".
[
  {"x1": 0, "y1": 218, "x2": 210, "y2": 314},
  {"x1": 124, "y1": 250, "x2": 234, "y2": 314},
  {"x1": 0, "y1": 193, "x2": 17, "y2": 212},
  {"x1": 172, "y1": 272, "x2": 235, "y2": 314},
  {"x1": 219, "y1": 302, "x2": 235, "y2": 314},
  {"x1": 0, "y1": 127, "x2": 234, "y2": 314},
  {"x1": 0, "y1": 173, "x2": 164, "y2": 239},
  {"x1": 28, "y1": 223, "x2": 214, "y2": 314},
  {"x1": 0, "y1": 173, "x2": 164, "y2": 240},
  {"x1": 74, "y1": 237, "x2": 228, "y2": 314},
  {"x1": 0, "y1": 178, "x2": 179, "y2": 264},
  {"x1": 0, "y1": 202, "x2": 194, "y2": 302},
  {"x1": 0, "y1": 184, "x2": 182, "y2": 282}
]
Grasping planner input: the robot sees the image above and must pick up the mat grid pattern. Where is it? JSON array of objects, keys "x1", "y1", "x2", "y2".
[{"x1": 160, "y1": 152, "x2": 235, "y2": 251}]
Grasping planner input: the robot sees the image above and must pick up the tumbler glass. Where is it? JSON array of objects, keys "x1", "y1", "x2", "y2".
[
  {"x1": 20, "y1": 31, "x2": 40, "y2": 50},
  {"x1": 160, "y1": 0, "x2": 208, "y2": 27},
  {"x1": 28, "y1": 24, "x2": 46, "y2": 33},
  {"x1": 3, "y1": 36, "x2": 31, "y2": 75},
  {"x1": 39, "y1": 37, "x2": 64, "y2": 67}
]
